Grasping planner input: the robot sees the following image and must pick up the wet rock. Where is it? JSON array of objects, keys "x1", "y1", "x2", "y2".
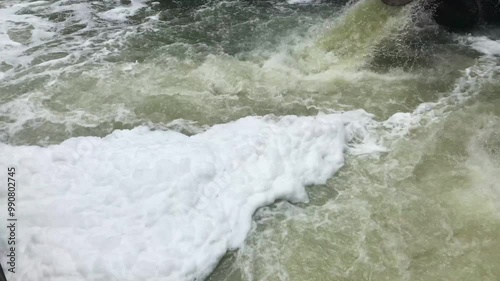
[
  {"x1": 430, "y1": 0, "x2": 481, "y2": 30},
  {"x1": 381, "y1": 0, "x2": 499, "y2": 29}
]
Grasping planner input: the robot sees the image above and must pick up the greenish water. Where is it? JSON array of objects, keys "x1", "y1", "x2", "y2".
[{"x1": 1, "y1": 0, "x2": 499, "y2": 280}]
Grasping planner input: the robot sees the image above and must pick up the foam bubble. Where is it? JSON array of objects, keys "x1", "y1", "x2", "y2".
[
  {"x1": 98, "y1": 0, "x2": 148, "y2": 21},
  {"x1": 0, "y1": 110, "x2": 380, "y2": 281}
]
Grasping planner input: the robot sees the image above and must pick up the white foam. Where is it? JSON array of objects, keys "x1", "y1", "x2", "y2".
[
  {"x1": 287, "y1": 0, "x2": 317, "y2": 4},
  {"x1": 468, "y1": 36, "x2": 500, "y2": 56},
  {"x1": 0, "y1": 111, "x2": 379, "y2": 281},
  {"x1": 98, "y1": 0, "x2": 148, "y2": 21}
]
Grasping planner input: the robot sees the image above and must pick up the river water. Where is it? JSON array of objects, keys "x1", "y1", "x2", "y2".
[{"x1": 1, "y1": 0, "x2": 499, "y2": 280}]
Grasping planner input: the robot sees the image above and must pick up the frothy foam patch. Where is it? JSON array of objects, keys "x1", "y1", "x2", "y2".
[
  {"x1": 98, "y1": 0, "x2": 148, "y2": 21},
  {"x1": 287, "y1": 0, "x2": 316, "y2": 4},
  {"x1": 0, "y1": 111, "x2": 380, "y2": 281},
  {"x1": 468, "y1": 36, "x2": 500, "y2": 56}
]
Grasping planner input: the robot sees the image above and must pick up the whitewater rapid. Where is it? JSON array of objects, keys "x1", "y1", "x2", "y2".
[{"x1": 1, "y1": 0, "x2": 500, "y2": 280}]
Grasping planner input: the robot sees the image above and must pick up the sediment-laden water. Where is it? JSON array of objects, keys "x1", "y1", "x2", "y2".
[{"x1": 0, "y1": 0, "x2": 499, "y2": 280}]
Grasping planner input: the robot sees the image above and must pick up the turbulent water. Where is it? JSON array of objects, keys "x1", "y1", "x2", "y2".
[{"x1": 0, "y1": 0, "x2": 499, "y2": 280}]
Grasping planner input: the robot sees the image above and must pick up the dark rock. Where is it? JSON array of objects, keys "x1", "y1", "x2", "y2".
[
  {"x1": 382, "y1": 0, "x2": 500, "y2": 29},
  {"x1": 430, "y1": 0, "x2": 481, "y2": 30}
]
